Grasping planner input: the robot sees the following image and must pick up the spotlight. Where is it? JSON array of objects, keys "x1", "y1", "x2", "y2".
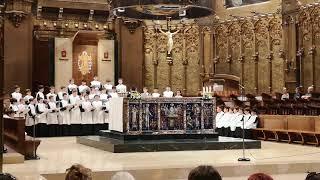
[
  {"x1": 95, "y1": 24, "x2": 99, "y2": 29},
  {"x1": 84, "y1": 24, "x2": 88, "y2": 28},
  {"x1": 117, "y1": 8, "x2": 125, "y2": 13},
  {"x1": 65, "y1": 23, "x2": 69, "y2": 27},
  {"x1": 103, "y1": 25, "x2": 107, "y2": 30},
  {"x1": 53, "y1": 22, "x2": 57, "y2": 27},
  {"x1": 75, "y1": 23, "x2": 79, "y2": 28},
  {"x1": 179, "y1": 9, "x2": 186, "y2": 17},
  {"x1": 43, "y1": 22, "x2": 47, "y2": 26}
]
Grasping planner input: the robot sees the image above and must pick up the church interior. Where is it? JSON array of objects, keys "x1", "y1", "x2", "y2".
[{"x1": 0, "y1": 0, "x2": 320, "y2": 179}]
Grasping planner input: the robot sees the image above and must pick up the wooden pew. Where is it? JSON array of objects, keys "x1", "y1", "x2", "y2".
[
  {"x1": 3, "y1": 117, "x2": 41, "y2": 159},
  {"x1": 253, "y1": 115, "x2": 320, "y2": 146}
]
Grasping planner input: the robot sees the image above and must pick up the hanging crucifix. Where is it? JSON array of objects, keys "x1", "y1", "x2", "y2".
[{"x1": 157, "y1": 17, "x2": 179, "y2": 59}]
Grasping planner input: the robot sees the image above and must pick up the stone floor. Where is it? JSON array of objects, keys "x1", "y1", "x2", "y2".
[{"x1": 3, "y1": 137, "x2": 320, "y2": 180}]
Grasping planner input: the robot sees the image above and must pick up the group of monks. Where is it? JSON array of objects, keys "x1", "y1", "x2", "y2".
[{"x1": 215, "y1": 105, "x2": 258, "y2": 139}]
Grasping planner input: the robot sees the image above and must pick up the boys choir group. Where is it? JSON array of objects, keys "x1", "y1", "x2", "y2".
[
  {"x1": 6, "y1": 76, "x2": 186, "y2": 137},
  {"x1": 7, "y1": 77, "x2": 127, "y2": 137},
  {"x1": 6, "y1": 74, "x2": 258, "y2": 138},
  {"x1": 215, "y1": 105, "x2": 258, "y2": 139}
]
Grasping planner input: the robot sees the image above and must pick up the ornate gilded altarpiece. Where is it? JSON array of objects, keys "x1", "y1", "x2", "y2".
[
  {"x1": 296, "y1": 4, "x2": 320, "y2": 92},
  {"x1": 144, "y1": 25, "x2": 200, "y2": 96},
  {"x1": 144, "y1": 15, "x2": 284, "y2": 95}
]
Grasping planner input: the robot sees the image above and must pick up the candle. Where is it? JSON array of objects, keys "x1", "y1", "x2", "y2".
[{"x1": 209, "y1": 86, "x2": 212, "y2": 93}]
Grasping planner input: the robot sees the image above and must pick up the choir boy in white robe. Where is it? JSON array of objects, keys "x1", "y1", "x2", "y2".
[
  {"x1": 67, "y1": 79, "x2": 78, "y2": 95},
  {"x1": 11, "y1": 85, "x2": 22, "y2": 102},
  {"x1": 26, "y1": 98, "x2": 37, "y2": 136},
  {"x1": 100, "y1": 89, "x2": 109, "y2": 102},
  {"x1": 24, "y1": 89, "x2": 34, "y2": 104},
  {"x1": 215, "y1": 105, "x2": 225, "y2": 135},
  {"x1": 56, "y1": 86, "x2": 69, "y2": 102},
  {"x1": 46, "y1": 86, "x2": 57, "y2": 101},
  {"x1": 244, "y1": 109, "x2": 258, "y2": 139},
  {"x1": 104, "y1": 80, "x2": 113, "y2": 91},
  {"x1": 89, "y1": 88, "x2": 98, "y2": 100},
  {"x1": 69, "y1": 90, "x2": 82, "y2": 135},
  {"x1": 10, "y1": 99, "x2": 19, "y2": 117},
  {"x1": 141, "y1": 87, "x2": 150, "y2": 98},
  {"x1": 234, "y1": 108, "x2": 245, "y2": 138},
  {"x1": 175, "y1": 90, "x2": 183, "y2": 98},
  {"x1": 163, "y1": 87, "x2": 174, "y2": 98},
  {"x1": 221, "y1": 107, "x2": 232, "y2": 136},
  {"x1": 108, "y1": 87, "x2": 119, "y2": 98},
  {"x1": 17, "y1": 99, "x2": 28, "y2": 118},
  {"x1": 36, "y1": 85, "x2": 45, "y2": 100},
  {"x1": 229, "y1": 107, "x2": 240, "y2": 137},
  {"x1": 47, "y1": 95, "x2": 59, "y2": 136},
  {"x1": 35, "y1": 98, "x2": 48, "y2": 137},
  {"x1": 152, "y1": 88, "x2": 161, "y2": 98},
  {"x1": 91, "y1": 76, "x2": 102, "y2": 89},
  {"x1": 92, "y1": 95, "x2": 105, "y2": 133},
  {"x1": 78, "y1": 80, "x2": 89, "y2": 94},
  {"x1": 59, "y1": 93, "x2": 71, "y2": 136},
  {"x1": 100, "y1": 89, "x2": 110, "y2": 128},
  {"x1": 116, "y1": 78, "x2": 127, "y2": 94},
  {"x1": 80, "y1": 94, "x2": 93, "y2": 135}
]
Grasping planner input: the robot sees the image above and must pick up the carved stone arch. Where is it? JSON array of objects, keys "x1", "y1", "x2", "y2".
[
  {"x1": 201, "y1": 26, "x2": 211, "y2": 34},
  {"x1": 268, "y1": 17, "x2": 282, "y2": 48},
  {"x1": 240, "y1": 20, "x2": 254, "y2": 49},
  {"x1": 185, "y1": 26, "x2": 199, "y2": 54},
  {"x1": 215, "y1": 24, "x2": 228, "y2": 63},
  {"x1": 254, "y1": 18, "x2": 269, "y2": 47}
]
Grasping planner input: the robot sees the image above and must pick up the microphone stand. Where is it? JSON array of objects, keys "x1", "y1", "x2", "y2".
[{"x1": 238, "y1": 83, "x2": 250, "y2": 162}]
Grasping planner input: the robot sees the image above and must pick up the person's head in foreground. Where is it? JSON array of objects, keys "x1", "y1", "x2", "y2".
[
  {"x1": 111, "y1": 172, "x2": 135, "y2": 180},
  {"x1": 306, "y1": 172, "x2": 320, "y2": 180},
  {"x1": 65, "y1": 164, "x2": 92, "y2": 180},
  {"x1": 188, "y1": 165, "x2": 222, "y2": 180},
  {"x1": 248, "y1": 173, "x2": 273, "y2": 180}
]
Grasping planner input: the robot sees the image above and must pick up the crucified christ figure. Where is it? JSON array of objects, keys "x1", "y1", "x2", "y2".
[{"x1": 158, "y1": 28, "x2": 179, "y2": 55}]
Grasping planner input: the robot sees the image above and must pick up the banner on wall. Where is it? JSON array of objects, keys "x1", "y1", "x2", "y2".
[
  {"x1": 98, "y1": 40, "x2": 115, "y2": 84},
  {"x1": 55, "y1": 38, "x2": 73, "y2": 88}
]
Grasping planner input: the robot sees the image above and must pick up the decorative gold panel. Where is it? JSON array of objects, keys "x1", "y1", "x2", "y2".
[{"x1": 144, "y1": 25, "x2": 200, "y2": 96}]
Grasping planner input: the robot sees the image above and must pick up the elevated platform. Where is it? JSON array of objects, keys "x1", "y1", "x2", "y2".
[
  {"x1": 99, "y1": 130, "x2": 219, "y2": 140},
  {"x1": 77, "y1": 132, "x2": 261, "y2": 153}
]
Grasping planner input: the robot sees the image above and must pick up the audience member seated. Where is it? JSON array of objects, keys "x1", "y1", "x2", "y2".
[
  {"x1": 163, "y1": 86, "x2": 174, "y2": 98},
  {"x1": 175, "y1": 90, "x2": 183, "y2": 98},
  {"x1": 141, "y1": 87, "x2": 150, "y2": 98},
  {"x1": 65, "y1": 164, "x2": 92, "y2": 180},
  {"x1": 302, "y1": 86, "x2": 314, "y2": 99},
  {"x1": 306, "y1": 172, "x2": 320, "y2": 180},
  {"x1": 152, "y1": 88, "x2": 161, "y2": 98},
  {"x1": 248, "y1": 173, "x2": 273, "y2": 180},
  {"x1": 293, "y1": 87, "x2": 301, "y2": 100},
  {"x1": 111, "y1": 172, "x2": 135, "y2": 180},
  {"x1": 188, "y1": 165, "x2": 222, "y2": 180},
  {"x1": 281, "y1": 87, "x2": 289, "y2": 100}
]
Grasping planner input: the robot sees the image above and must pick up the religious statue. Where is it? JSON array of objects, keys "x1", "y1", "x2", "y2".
[
  {"x1": 78, "y1": 51, "x2": 93, "y2": 76},
  {"x1": 144, "y1": 104, "x2": 150, "y2": 130},
  {"x1": 158, "y1": 27, "x2": 179, "y2": 56},
  {"x1": 131, "y1": 106, "x2": 138, "y2": 130}
]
